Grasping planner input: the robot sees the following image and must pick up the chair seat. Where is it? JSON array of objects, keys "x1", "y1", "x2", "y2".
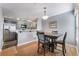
[
  {"x1": 39, "y1": 40, "x2": 50, "y2": 44},
  {"x1": 55, "y1": 39, "x2": 64, "y2": 44},
  {"x1": 55, "y1": 34, "x2": 64, "y2": 44}
]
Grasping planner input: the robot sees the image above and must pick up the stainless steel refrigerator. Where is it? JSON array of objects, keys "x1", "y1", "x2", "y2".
[{"x1": 3, "y1": 23, "x2": 17, "y2": 49}]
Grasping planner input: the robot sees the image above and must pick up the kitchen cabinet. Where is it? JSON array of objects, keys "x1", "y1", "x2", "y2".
[{"x1": 17, "y1": 31, "x2": 37, "y2": 45}]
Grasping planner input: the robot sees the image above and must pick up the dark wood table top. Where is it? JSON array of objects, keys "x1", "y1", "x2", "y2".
[{"x1": 44, "y1": 32, "x2": 62, "y2": 39}]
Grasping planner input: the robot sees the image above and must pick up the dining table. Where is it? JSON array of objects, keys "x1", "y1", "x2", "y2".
[{"x1": 44, "y1": 32, "x2": 62, "y2": 52}]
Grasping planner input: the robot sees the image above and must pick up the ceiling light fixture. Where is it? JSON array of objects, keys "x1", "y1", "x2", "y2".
[
  {"x1": 42, "y1": 7, "x2": 49, "y2": 20},
  {"x1": 27, "y1": 20, "x2": 32, "y2": 22},
  {"x1": 17, "y1": 18, "x2": 20, "y2": 20}
]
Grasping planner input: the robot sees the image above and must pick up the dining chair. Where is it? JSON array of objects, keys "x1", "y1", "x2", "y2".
[
  {"x1": 37, "y1": 31, "x2": 50, "y2": 56},
  {"x1": 55, "y1": 32, "x2": 67, "y2": 56}
]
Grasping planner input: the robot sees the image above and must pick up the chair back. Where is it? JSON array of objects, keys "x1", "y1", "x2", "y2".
[
  {"x1": 63, "y1": 32, "x2": 67, "y2": 43},
  {"x1": 37, "y1": 31, "x2": 45, "y2": 41},
  {"x1": 52, "y1": 31, "x2": 58, "y2": 35}
]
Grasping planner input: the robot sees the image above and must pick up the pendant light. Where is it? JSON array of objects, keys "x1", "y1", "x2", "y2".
[{"x1": 42, "y1": 7, "x2": 49, "y2": 20}]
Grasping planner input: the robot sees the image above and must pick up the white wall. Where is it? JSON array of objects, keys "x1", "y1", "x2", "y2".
[
  {"x1": 42, "y1": 11, "x2": 76, "y2": 45},
  {"x1": 0, "y1": 6, "x2": 4, "y2": 50},
  {"x1": 37, "y1": 18, "x2": 42, "y2": 31}
]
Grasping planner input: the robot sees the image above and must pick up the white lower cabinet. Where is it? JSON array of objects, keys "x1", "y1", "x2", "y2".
[{"x1": 17, "y1": 31, "x2": 37, "y2": 45}]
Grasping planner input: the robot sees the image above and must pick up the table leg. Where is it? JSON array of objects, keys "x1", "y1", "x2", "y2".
[{"x1": 51, "y1": 39, "x2": 54, "y2": 52}]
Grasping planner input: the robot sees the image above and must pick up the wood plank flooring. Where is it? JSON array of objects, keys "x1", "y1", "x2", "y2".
[{"x1": 0, "y1": 41, "x2": 78, "y2": 56}]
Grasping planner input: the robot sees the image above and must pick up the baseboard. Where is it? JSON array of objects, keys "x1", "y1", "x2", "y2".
[
  {"x1": 66, "y1": 43, "x2": 76, "y2": 48},
  {"x1": 17, "y1": 40, "x2": 37, "y2": 46}
]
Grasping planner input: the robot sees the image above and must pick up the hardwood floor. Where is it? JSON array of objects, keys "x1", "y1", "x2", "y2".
[{"x1": 0, "y1": 41, "x2": 78, "y2": 56}]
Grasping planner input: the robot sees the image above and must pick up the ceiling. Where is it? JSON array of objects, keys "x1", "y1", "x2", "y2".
[{"x1": 1, "y1": 3, "x2": 73, "y2": 20}]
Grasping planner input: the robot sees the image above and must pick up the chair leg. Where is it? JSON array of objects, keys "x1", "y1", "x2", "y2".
[
  {"x1": 55, "y1": 43, "x2": 57, "y2": 49},
  {"x1": 42, "y1": 44, "x2": 44, "y2": 48},
  {"x1": 43, "y1": 45, "x2": 45, "y2": 56},
  {"x1": 48, "y1": 44, "x2": 50, "y2": 51},
  {"x1": 65, "y1": 48, "x2": 66, "y2": 53},
  {"x1": 37, "y1": 42, "x2": 40, "y2": 53},
  {"x1": 63, "y1": 49, "x2": 65, "y2": 56},
  {"x1": 62, "y1": 45, "x2": 65, "y2": 56}
]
